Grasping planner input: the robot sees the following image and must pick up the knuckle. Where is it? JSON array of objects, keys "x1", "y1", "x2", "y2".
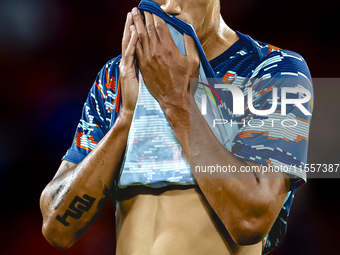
[
  {"x1": 152, "y1": 52, "x2": 161, "y2": 61},
  {"x1": 123, "y1": 50, "x2": 130, "y2": 58},
  {"x1": 165, "y1": 47, "x2": 173, "y2": 56},
  {"x1": 154, "y1": 21, "x2": 164, "y2": 30},
  {"x1": 138, "y1": 31, "x2": 147, "y2": 39},
  {"x1": 119, "y1": 61, "x2": 128, "y2": 74},
  {"x1": 121, "y1": 39, "x2": 128, "y2": 47},
  {"x1": 146, "y1": 24, "x2": 155, "y2": 33},
  {"x1": 193, "y1": 56, "x2": 200, "y2": 66},
  {"x1": 144, "y1": 55, "x2": 152, "y2": 64},
  {"x1": 144, "y1": 55, "x2": 154, "y2": 66},
  {"x1": 119, "y1": 63, "x2": 125, "y2": 74}
]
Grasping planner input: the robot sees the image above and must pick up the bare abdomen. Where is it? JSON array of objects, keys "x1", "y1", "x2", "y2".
[{"x1": 115, "y1": 186, "x2": 261, "y2": 255}]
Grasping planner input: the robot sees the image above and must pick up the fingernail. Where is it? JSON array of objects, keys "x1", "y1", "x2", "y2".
[
  {"x1": 130, "y1": 25, "x2": 134, "y2": 32},
  {"x1": 132, "y1": 7, "x2": 138, "y2": 15},
  {"x1": 126, "y1": 12, "x2": 130, "y2": 21}
]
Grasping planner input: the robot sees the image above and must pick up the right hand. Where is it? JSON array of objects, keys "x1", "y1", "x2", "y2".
[{"x1": 119, "y1": 12, "x2": 139, "y2": 115}]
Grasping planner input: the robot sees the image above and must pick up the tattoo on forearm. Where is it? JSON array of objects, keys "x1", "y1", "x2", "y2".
[
  {"x1": 56, "y1": 195, "x2": 96, "y2": 226},
  {"x1": 97, "y1": 185, "x2": 110, "y2": 209}
]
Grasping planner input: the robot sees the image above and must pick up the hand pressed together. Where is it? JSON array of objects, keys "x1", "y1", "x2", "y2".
[
  {"x1": 131, "y1": 8, "x2": 200, "y2": 109},
  {"x1": 119, "y1": 12, "x2": 139, "y2": 115}
]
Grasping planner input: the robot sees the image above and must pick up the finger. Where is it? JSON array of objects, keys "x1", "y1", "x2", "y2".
[
  {"x1": 124, "y1": 25, "x2": 139, "y2": 68},
  {"x1": 122, "y1": 12, "x2": 134, "y2": 57},
  {"x1": 131, "y1": 7, "x2": 149, "y2": 52},
  {"x1": 144, "y1": 11, "x2": 159, "y2": 48},
  {"x1": 153, "y1": 14, "x2": 172, "y2": 42},
  {"x1": 136, "y1": 37, "x2": 143, "y2": 64},
  {"x1": 134, "y1": 58, "x2": 139, "y2": 82},
  {"x1": 184, "y1": 33, "x2": 199, "y2": 64}
]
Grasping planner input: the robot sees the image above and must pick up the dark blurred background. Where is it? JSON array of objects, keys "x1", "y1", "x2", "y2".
[{"x1": 0, "y1": 0, "x2": 339, "y2": 254}]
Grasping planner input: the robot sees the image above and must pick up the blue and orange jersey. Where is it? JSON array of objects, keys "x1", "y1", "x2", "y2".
[
  {"x1": 62, "y1": 31, "x2": 313, "y2": 254},
  {"x1": 62, "y1": 57, "x2": 121, "y2": 161},
  {"x1": 63, "y1": 32, "x2": 313, "y2": 190}
]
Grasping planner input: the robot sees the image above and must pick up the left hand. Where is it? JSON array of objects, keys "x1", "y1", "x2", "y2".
[
  {"x1": 131, "y1": 8, "x2": 199, "y2": 109},
  {"x1": 119, "y1": 12, "x2": 139, "y2": 116}
]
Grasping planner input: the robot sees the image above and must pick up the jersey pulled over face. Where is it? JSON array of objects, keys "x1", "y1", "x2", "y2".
[{"x1": 153, "y1": 0, "x2": 221, "y2": 40}]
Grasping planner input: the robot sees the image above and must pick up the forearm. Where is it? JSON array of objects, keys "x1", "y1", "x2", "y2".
[
  {"x1": 128, "y1": 6, "x2": 289, "y2": 243},
  {"x1": 163, "y1": 95, "x2": 254, "y2": 176},
  {"x1": 162, "y1": 96, "x2": 289, "y2": 244},
  {"x1": 40, "y1": 112, "x2": 133, "y2": 249}
]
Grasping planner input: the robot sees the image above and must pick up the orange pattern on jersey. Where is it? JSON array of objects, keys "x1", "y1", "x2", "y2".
[
  {"x1": 222, "y1": 72, "x2": 236, "y2": 84},
  {"x1": 266, "y1": 159, "x2": 274, "y2": 167},
  {"x1": 268, "y1": 44, "x2": 281, "y2": 51},
  {"x1": 238, "y1": 130, "x2": 293, "y2": 141},
  {"x1": 105, "y1": 70, "x2": 116, "y2": 92},
  {"x1": 294, "y1": 135, "x2": 308, "y2": 143},
  {"x1": 95, "y1": 82, "x2": 105, "y2": 99},
  {"x1": 238, "y1": 130, "x2": 267, "y2": 139},
  {"x1": 74, "y1": 132, "x2": 98, "y2": 151},
  {"x1": 252, "y1": 78, "x2": 264, "y2": 90},
  {"x1": 264, "y1": 44, "x2": 281, "y2": 58},
  {"x1": 257, "y1": 85, "x2": 274, "y2": 95},
  {"x1": 295, "y1": 116, "x2": 309, "y2": 124}
]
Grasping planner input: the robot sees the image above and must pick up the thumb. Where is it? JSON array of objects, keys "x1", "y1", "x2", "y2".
[{"x1": 184, "y1": 33, "x2": 199, "y2": 65}]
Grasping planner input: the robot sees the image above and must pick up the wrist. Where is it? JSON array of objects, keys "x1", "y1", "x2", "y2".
[
  {"x1": 120, "y1": 108, "x2": 134, "y2": 119},
  {"x1": 115, "y1": 109, "x2": 134, "y2": 129},
  {"x1": 160, "y1": 92, "x2": 191, "y2": 114},
  {"x1": 162, "y1": 99, "x2": 190, "y2": 129}
]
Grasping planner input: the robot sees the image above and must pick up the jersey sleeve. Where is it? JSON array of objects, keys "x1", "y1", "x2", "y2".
[
  {"x1": 232, "y1": 50, "x2": 313, "y2": 190},
  {"x1": 62, "y1": 56, "x2": 121, "y2": 164}
]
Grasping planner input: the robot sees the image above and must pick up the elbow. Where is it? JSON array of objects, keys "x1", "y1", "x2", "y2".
[
  {"x1": 225, "y1": 198, "x2": 281, "y2": 245},
  {"x1": 230, "y1": 222, "x2": 267, "y2": 246},
  {"x1": 42, "y1": 220, "x2": 75, "y2": 249},
  {"x1": 40, "y1": 189, "x2": 75, "y2": 249},
  {"x1": 226, "y1": 216, "x2": 272, "y2": 246}
]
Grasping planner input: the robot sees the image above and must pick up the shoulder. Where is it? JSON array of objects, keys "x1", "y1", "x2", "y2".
[
  {"x1": 96, "y1": 55, "x2": 122, "y2": 83},
  {"x1": 89, "y1": 55, "x2": 122, "y2": 103},
  {"x1": 250, "y1": 42, "x2": 314, "y2": 105},
  {"x1": 250, "y1": 39, "x2": 311, "y2": 79},
  {"x1": 83, "y1": 55, "x2": 122, "y2": 127},
  {"x1": 216, "y1": 33, "x2": 311, "y2": 83}
]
